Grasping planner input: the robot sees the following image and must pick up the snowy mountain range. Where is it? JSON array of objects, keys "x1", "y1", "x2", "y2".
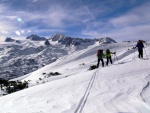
[
  {"x1": 0, "y1": 34, "x2": 116, "y2": 79},
  {"x1": 51, "y1": 33, "x2": 97, "y2": 47},
  {"x1": 0, "y1": 39, "x2": 150, "y2": 113}
]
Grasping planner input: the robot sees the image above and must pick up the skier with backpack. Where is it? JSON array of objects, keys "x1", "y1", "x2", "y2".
[
  {"x1": 97, "y1": 49, "x2": 105, "y2": 68},
  {"x1": 105, "y1": 49, "x2": 115, "y2": 66}
]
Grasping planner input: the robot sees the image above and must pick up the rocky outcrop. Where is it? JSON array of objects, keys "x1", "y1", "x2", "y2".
[
  {"x1": 27, "y1": 34, "x2": 46, "y2": 41},
  {"x1": 99, "y1": 37, "x2": 117, "y2": 44}
]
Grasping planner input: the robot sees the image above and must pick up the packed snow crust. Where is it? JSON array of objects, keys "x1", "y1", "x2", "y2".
[{"x1": 0, "y1": 41, "x2": 150, "y2": 113}]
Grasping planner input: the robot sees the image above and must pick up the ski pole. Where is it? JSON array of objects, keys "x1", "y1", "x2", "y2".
[
  {"x1": 133, "y1": 48, "x2": 136, "y2": 60},
  {"x1": 143, "y1": 47, "x2": 148, "y2": 60},
  {"x1": 113, "y1": 54, "x2": 116, "y2": 62},
  {"x1": 114, "y1": 54, "x2": 119, "y2": 64},
  {"x1": 114, "y1": 55, "x2": 117, "y2": 64}
]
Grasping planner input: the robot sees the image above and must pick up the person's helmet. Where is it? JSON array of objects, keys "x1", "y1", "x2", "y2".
[
  {"x1": 106, "y1": 49, "x2": 110, "y2": 52},
  {"x1": 138, "y1": 40, "x2": 142, "y2": 43}
]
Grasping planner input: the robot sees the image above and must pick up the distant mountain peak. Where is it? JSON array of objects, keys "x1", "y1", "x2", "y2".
[
  {"x1": 51, "y1": 33, "x2": 66, "y2": 41},
  {"x1": 44, "y1": 40, "x2": 51, "y2": 46},
  {"x1": 99, "y1": 37, "x2": 117, "y2": 44},
  {"x1": 27, "y1": 34, "x2": 46, "y2": 41},
  {"x1": 51, "y1": 33, "x2": 96, "y2": 47},
  {"x1": 5, "y1": 37, "x2": 15, "y2": 42}
]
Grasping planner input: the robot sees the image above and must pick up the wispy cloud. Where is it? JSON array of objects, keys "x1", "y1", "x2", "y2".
[
  {"x1": 109, "y1": 2, "x2": 150, "y2": 27},
  {"x1": 82, "y1": 1, "x2": 150, "y2": 41},
  {"x1": 0, "y1": 0, "x2": 98, "y2": 38},
  {"x1": 32, "y1": 0, "x2": 38, "y2": 2},
  {"x1": 0, "y1": 0, "x2": 150, "y2": 41}
]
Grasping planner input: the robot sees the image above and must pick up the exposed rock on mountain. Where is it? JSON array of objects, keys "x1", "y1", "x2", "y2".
[
  {"x1": 27, "y1": 34, "x2": 46, "y2": 41},
  {"x1": 5, "y1": 37, "x2": 15, "y2": 42},
  {"x1": 51, "y1": 33, "x2": 96, "y2": 47},
  {"x1": 99, "y1": 37, "x2": 117, "y2": 44},
  {"x1": 44, "y1": 40, "x2": 51, "y2": 46},
  {"x1": 51, "y1": 33, "x2": 66, "y2": 41}
]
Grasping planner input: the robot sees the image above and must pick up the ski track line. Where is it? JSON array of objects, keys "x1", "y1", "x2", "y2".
[
  {"x1": 140, "y1": 81, "x2": 150, "y2": 102},
  {"x1": 74, "y1": 70, "x2": 99, "y2": 113}
]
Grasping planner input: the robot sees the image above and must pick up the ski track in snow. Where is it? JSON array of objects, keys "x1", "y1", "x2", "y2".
[{"x1": 74, "y1": 70, "x2": 99, "y2": 113}]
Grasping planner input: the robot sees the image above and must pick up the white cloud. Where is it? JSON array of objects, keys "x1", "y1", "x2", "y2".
[
  {"x1": 1, "y1": 30, "x2": 8, "y2": 34},
  {"x1": 32, "y1": 0, "x2": 38, "y2": 2},
  {"x1": 81, "y1": 30, "x2": 100, "y2": 38},
  {"x1": 0, "y1": 5, "x2": 94, "y2": 29},
  {"x1": 109, "y1": 2, "x2": 150, "y2": 27},
  {"x1": 82, "y1": 2, "x2": 150, "y2": 41},
  {"x1": 27, "y1": 30, "x2": 32, "y2": 33},
  {"x1": 15, "y1": 31, "x2": 21, "y2": 35},
  {"x1": 108, "y1": 24, "x2": 150, "y2": 41},
  {"x1": 0, "y1": 0, "x2": 110, "y2": 38},
  {"x1": 0, "y1": 4, "x2": 6, "y2": 13},
  {"x1": 21, "y1": 30, "x2": 25, "y2": 34}
]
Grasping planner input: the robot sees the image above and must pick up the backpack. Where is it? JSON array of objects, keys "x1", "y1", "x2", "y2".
[{"x1": 97, "y1": 49, "x2": 103, "y2": 57}]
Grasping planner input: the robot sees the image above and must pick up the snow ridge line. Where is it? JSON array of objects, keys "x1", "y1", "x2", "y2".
[{"x1": 74, "y1": 70, "x2": 99, "y2": 113}]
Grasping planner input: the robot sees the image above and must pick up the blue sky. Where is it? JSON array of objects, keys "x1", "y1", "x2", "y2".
[{"x1": 0, "y1": 0, "x2": 150, "y2": 41}]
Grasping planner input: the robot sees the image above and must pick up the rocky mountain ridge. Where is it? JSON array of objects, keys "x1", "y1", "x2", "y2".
[{"x1": 51, "y1": 33, "x2": 97, "y2": 47}]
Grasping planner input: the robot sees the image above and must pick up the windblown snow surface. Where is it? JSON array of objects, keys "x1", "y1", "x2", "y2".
[{"x1": 0, "y1": 42, "x2": 150, "y2": 113}]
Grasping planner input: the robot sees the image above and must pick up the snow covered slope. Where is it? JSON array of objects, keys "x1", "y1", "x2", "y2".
[{"x1": 0, "y1": 42, "x2": 150, "y2": 113}]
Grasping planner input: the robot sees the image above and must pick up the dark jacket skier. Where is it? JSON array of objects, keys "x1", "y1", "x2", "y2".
[
  {"x1": 136, "y1": 40, "x2": 144, "y2": 58},
  {"x1": 97, "y1": 49, "x2": 105, "y2": 68},
  {"x1": 105, "y1": 49, "x2": 115, "y2": 66}
]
